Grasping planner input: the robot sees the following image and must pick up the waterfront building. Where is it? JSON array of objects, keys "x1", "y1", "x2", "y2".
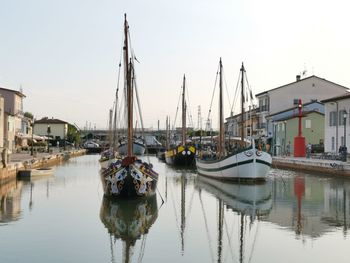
[
  {"x1": 270, "y1": 103, "x2": 324, "y2": 156},
  {"x1": 255, "y1": 75, "x2": 348, "y2": 139},
  {"x1": 225, "y1": 107, "x2": 259, "y2": 138},
  {"x1": 0, "y1": 96, "x2": 4, "y2": 149},
  {"x1": 0, "y1": 87, "x2": 26, "y2": 153},
  {"x1": 322, "y1": 93, "x2": 350, "y2": 153},
  {"x1": 34, "y1": 117, "x2": 68, "y2": 141}
]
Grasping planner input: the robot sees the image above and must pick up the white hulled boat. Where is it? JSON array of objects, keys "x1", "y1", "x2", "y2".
[{"x1": 196, "y1": 59, "x2": 271, "y2": 181}]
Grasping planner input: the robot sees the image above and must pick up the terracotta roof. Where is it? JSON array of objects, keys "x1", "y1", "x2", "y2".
[
  {"x1": 321, "y1": 92, "x2": 350, "y2": 103},
  {"x1": 255, "y1": 75, "x2": 349, "y2": 97},
  {"x1": 35, "y1": 117, "x2": 67, "y2": 124}
]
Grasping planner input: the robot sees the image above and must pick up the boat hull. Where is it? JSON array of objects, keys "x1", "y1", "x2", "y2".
[
  {"x1": 165, "y1": 145, "x2": 196, "y2": 166},
  {"x1": 196, "y1": 148, "x2": 271, "y2": 181},
  {"x1": 100, "y1": 158, "x2": 158, "y2": 198},
  {"x1": 117, "y1": 142, "x2": 146, "y2": 156},
  {"x1": 196, "y1": 176, "x2": 272, "y2": 216}
]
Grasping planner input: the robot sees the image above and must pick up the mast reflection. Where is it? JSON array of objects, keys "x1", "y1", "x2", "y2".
[
  {"x1": 99, "y1": 195, "x2": 158, "y2": 263},
  {"x1": 196, "y1": 176, "x2": 272, "y2": 263}
]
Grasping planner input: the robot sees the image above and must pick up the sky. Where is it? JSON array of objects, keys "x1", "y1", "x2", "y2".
[{"x1": 1, "y1": 0, "x2": 350, "y2": 130}]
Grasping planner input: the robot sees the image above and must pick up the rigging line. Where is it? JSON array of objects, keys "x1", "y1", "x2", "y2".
[
  {"x1": 170, "y1": 181, "x2": 182, "y2": 246},
  {"x1": 223, "y1": 215, "x2": 236, "y2": 263},
  {"x1": 247, "y1": 221, "x2": 260, "y2": 263},
  {"x1": 184, "y1": 186, "x2": 196, "y2": 231},
  {"x1": 230, "y1": 70, "x2": 242, "y2": 115},
  {"x1": 132, "y1": 61, "x2": 151, "y2": 163},
  {"x1": 109, "y1": 234, "x2": 116, "y2": 263},
  {"x1": 185, "y1": 80, "x2": 194, "y2": 128},
  {"x1": 206, "y1": 62, "x2": 220, "y2": 127},
  {"x1": 137, "y1": 234, "x2": 147, "y2": 263},
  {"x1": 223, "y1": 67, "x2": 233, "y2": 113},
  {"x1": 172, "y1": 87, "x2": 182, "y2": 131},
  {"x1": 198, "y1": 191, "x2": 215, "y2": 263}
]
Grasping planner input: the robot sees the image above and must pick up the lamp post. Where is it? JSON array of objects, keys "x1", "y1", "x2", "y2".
[
  {"x1": 284, "y1": 120, "x2": 287, "y2": 155},
  {"x1": 47, "y1": 125, "x2": 51, "y2": 153},
  {"x1": 331, "y1": 101, "x2": 339, "y2": 152},
  {"x1": 343, "y1": 110, "x2": 347, "y2": 162},
  {"x1": 64, "y1": 124, "x2": 67, "y2": 151},
  {"x1": 31, "y1": 120, "x2": 34, "y2": 156}
]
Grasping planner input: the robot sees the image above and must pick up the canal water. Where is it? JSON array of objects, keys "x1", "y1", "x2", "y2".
[{"x1": 0, "y1": 154, "x2": 349, "y2": 262}]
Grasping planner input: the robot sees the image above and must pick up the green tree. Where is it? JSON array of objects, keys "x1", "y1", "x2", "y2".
[{"x1": 67, "y1": 124, "x2": 81, "y2": 145}]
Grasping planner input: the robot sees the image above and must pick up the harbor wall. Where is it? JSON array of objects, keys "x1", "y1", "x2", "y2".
[
  {"x1": 273, "y1": 157, "x2": 350, "y2": 176},
  {"x1": 0, "y1": 149, "x2": 86, "y2": 184}
]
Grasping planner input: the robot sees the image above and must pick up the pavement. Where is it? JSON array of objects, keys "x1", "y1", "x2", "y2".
[{"x1": 8, "y1": 147, "x2": 76, "y2": 164}]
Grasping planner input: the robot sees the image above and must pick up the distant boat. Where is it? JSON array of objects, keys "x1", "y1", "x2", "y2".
[
  {"x1": 100, "y1": 14, "x2": 158, "y2": 197},
  {"x1": 83, "y1": 140, "x2": 102, "y2": 153},
  {"x1": 165, "y1": 75, "x2": 196, "y2": 166},
  {"x1": 196, "y1": 59, "x2": 271, "y2": 181},
  {"x1": 117, "y1": 137, "x2": 146, "y2": 156}
]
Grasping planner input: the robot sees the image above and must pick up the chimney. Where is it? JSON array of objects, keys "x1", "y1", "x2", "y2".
[{"x1": 296, "y1": 75, "x2": 301, "y2": 81}]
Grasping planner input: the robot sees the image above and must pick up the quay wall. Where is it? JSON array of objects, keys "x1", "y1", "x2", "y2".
[
  {"x1": 0, "y1": 149, "x2": 86, "y2": 184},
  {"x1": 273, "y1": 157, "x2": 350, "y2": 176}
]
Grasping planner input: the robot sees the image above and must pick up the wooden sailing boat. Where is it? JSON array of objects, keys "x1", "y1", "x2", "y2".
[
  {"x1": 196, "y1": 59, "x2": 272, "y2": 180},
  {"x1": 165, "y1": 75, "x2": 196, "y2": 166},
  {"x1": 100, "y1": 14, "x2": 158, "y2": 197}
]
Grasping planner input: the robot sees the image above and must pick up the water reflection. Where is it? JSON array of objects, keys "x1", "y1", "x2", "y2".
[
  {"x1": 0, "y1": 180, "x2": 22, "y2": 223},
  {"x1": 195, "y1": 177, "x2": 272, "y2": 263},
  {"x1": 267, "y1": 170, "x2": 350, "y2": 239},
  {"x1": 99, "y1": 195, "x2": 158, "y2": 263}
]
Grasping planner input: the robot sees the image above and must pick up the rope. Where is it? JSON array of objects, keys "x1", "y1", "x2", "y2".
[
  {"x1": 223, "y1": 67, "x2": 233, "y2": 113},
  {"x1": 172, "y1": 87, "x2": 182, "y2": 130},
  {"x1": 206, "y1": 62, "x2": 220, "y2": 131}
]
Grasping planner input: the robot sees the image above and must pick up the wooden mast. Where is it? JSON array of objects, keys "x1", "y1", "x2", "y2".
[
  {"x1": 218, "y1": 58, "x2": 224, "y2": 158},
  {"x1": 182, "y1": 75, "x2": 186, "y2": 146},
  {"x1": 240, "y1": 63, "x2": 245, "y2": 143},
  {"x1": 124, "y1": 14, "x2": 133, "y2": 157}
]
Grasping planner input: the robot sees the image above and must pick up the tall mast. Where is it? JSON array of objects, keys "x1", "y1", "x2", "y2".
[
  {"x1": 124, "y1": 14, "x2": 133, "y2": 157},
  {"x1": 218, "y1": 58, "x2": 224, "y2": 158},
  {"x1": 240, "y1": 63, "x2": 245, "y2": 143},
  {"x1": 182, "y1": 75, "x2": 186, "y2": 146}
]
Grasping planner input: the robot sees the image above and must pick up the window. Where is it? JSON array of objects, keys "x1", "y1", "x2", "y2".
[
  {"x1": 331, "y1": 137, "x2": 335, "y2": 151},
  {"x1": 329, "y1": 111, "x2": 337, "y2": 126},
  {"x1": 339, "y1": 110, "x2": 346, "y2": 125},
  {"x1": 305, "y1": 119, "x2": 311, "y2": 129}
]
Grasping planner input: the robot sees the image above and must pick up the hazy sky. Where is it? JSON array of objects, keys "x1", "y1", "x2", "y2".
[{"x1": 1, "y1": 0, "x2": 350, "y2": 130}]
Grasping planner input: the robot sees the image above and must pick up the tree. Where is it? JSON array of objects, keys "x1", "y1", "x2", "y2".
[
  {"x1": 67, "y1": 124, "x2": 81, "y2": 145},
  {"x1": 24, "y1": 112, "x2": 34, "y2": 120}
]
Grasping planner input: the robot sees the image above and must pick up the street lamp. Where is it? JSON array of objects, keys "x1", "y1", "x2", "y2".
[
  {"x1": 284, "y1": 120, "x2": 287, "y2": 155},
  {"x1": 31, "y1": 119, "x2": 34, "y2": 156},
  {"x1": 64, "y1": 124, "x2": 67, "y2": 151},
  {"x1": 331, "y1": 101, "x2": 339, "y2": 152},
  {"x1": 343, "y1": 110, "x2": 347, "y2": 162},
  {"x1": 47, "y1": 125, "x2": 51, "y2": 153}
]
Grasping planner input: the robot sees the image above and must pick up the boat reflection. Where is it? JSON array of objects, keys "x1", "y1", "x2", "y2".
[
  {"x1": 99, "y1": 195, "x2": 158, "y2": 263},
  {"x1": 196, "y1": 176, "x2": 272, "y2": 217},
  {"x1": 195, "y1": 176, "x2": 273, "y2": 263}
]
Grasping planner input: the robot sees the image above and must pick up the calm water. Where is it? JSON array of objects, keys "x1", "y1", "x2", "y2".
[{"x1": 1, "y1": 155, "x2": 349, "y2": 263}]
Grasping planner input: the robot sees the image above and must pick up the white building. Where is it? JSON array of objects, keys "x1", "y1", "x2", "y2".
[
  {"x1": 34, "y1": 117, "x2": 68, "y2": 140},
  {"x1": 0, "y1": 96, "x2": 4, "y2": 149},
  {"x1": 0, "y1": 87, "x2": 26, "y2": 152},
  {"x1": 255, "y1": 75, "x2": 349, "y2": 138},
  {"x1": 322, "y1": 93, "x2": 350, "y2": 153}
]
